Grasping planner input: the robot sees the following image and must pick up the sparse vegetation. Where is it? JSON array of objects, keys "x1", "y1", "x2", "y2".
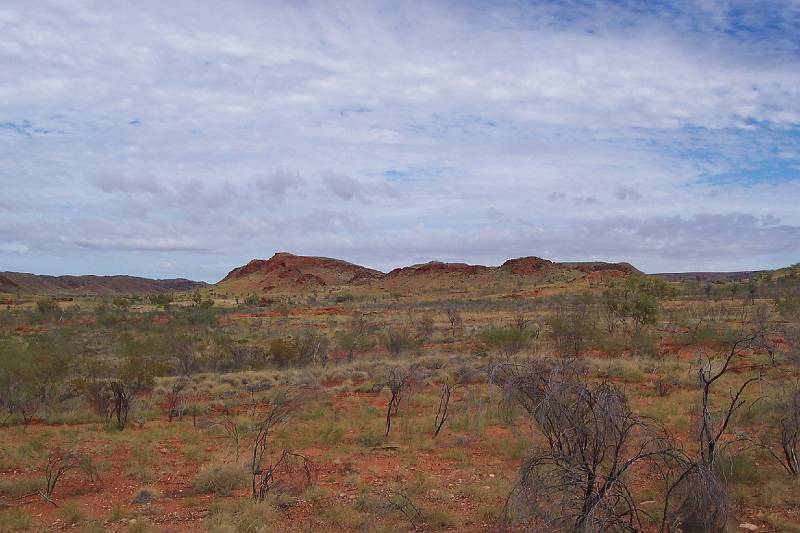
[{"x1": 1, "y1": 254, "x2": 798, "y2": 531}]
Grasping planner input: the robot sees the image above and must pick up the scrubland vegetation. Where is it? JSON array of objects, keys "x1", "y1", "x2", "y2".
[{"x1": 1, "y1": 265, "x2": 799, "y2": 532}]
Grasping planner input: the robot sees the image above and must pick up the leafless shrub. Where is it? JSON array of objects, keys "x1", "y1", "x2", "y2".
[
  {"x1": 431, "y1": 365, "x2": 473, "y2": 437},
  {"x1": 653, "y1": 375, "x2": 679, "y2": 397},
  {"x1": 696, "y1": 329, "x2": 772, "y2": 467},
  {"x1": 250, "y1": 388, "x2": 300, "y2": 500},
  {"x1": 385, "y1": 366, "x2": 416, "y2": 437},
  {"x1": 445, "y1": 307, "x2": 463, "y2": 339},
  {"x1": 40, "y1": 448, "x2": 98, "y2": 505},
  {"x1": 665, "y1": 463, "x2": 728, "y2": 533},
  {"x1": 513, "y1": 308, "x2": 529, "y2": 331},
  {"x1": 498, "y1": 358, "x2": 673, "y2": 532},
  {"x1": 660, "y1": 327, "x2": 776, "y2": 532},
  {"x1": 779, "y1": 385, "x2": 800, "y2": 476},
  {"x1": 214, "y1": 408, "x2": 241, "y2": 463},
  {"x1": 381, "y1": 490, "x2": 424, "y2": 530},
  {"x1": 748, "y1": 384, "x2": 799, "y2": 478},
  {"x1": 253, "y1": 449, "x2": 315, "y2": 502},
  {"x1": 433, "y1": 375, "x2": 461, "y2": 438},
  {"x1": 296, "y1": 326, "x2": 329, "y2": 366},
  {"x1": 82, "y1": 378, "x2": 113, "y2": 424},
  {"x1": 164, "y1": 377, "x2": 188, "y2": 422}
]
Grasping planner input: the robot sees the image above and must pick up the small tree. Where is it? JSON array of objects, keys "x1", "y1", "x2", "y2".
[
  {"x1": 295, "y1": 326, "x2": 329, "y2": 366},
  {"x1": 547, "y1": 294, "x2": 594, "y2": 357},
  {"x1": 147, "y1": 293, "x2": 173, "y2": 310},
  {"x1": 83, "y1": 378, "x2": 114, "y2": 424},
  {"x1": 268, "y1": 337, "x2": 299, "y2": 368},
  {"x1": 35, "y1": 298, "x2": 62, "y2": 321},
  {"x1": 165, "y1": 333, "x2": 196, "y2": 375},
  {"x1": 108, "y1": 343, "x2": 162, "y2": 429},
  {"x1": 603, "y1": 276, "x2": 669, "y2": 336},
  {"x1": 480, "y1": 325, "x2": 537, "y2": 359},
  {"x1": 0, "y1": 338, "x2": 48, "y2": 428},
  {"x1": 383, "y1": 326, "x2": 413, "y2": 358},
  {"x1": 334, "y1": 314, "x2": 375, "y2": 362}
]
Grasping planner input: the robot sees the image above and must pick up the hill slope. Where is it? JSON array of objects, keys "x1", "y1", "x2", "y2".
[
  {"x1": 214, "y1": 253, "x2": 641, "y2": 298},
  {"x1": 217, "y1": 252, "x2": 383, "y2": 295},
  {"x1": 0, "y1": 272, "x2": 206, "y2": 295}
]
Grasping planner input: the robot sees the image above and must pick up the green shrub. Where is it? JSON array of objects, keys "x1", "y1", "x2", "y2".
[
  {"x1": 0, "y1": 508, "x2": 32, "y2": 531},
  {"x1": 715, "y1": 453, "x2": 760, "y2": 485},
  {"x1": 204, "y1": 500, "x2": 281, "y2": 532},
  {"x1": 61, "y1": 501, "x2": 85, "y2": 525},
  {"x1": 479, "y1": 325, "x2": 537, "y2": 358},
  {"x1": 488, "y1": 435, "x2": 528, "y2": 460},
  {"x1": 0, "y1": 477, "x2": 45, "y2": 498},
  {"x1": 193, "y1": 464, "x2": 249, "y2": 496},
  {"x1": 605, "y1": 360, "x2": 645, "y2": 383},
  {"x1": 630, "y1": 331, "x2": 660, "y2": 357},
  {"x1": 406, "y1": 472, "x2": 435, "y2": 496},
  {"x1": 321, "y1": 422, "x2": 345, "y2": 445},
  {"x1": 268, "y1": 338, "x2": 299, "y2": 368},
  {"x1": 357, "y1": 428, "x2": 384, "y2": 448},
  {"x1": 80, "y1": 521, "x2": 106, "y2": 533},
  {"x1": 110, "y1": 503, "x2": 127, "y2": 522},
  {"x1": 320, "y1": 502, "x2": 363, "y2": 529},
  {"x1": 425, "y1": 507, "x2": 459, "y2": 528}
]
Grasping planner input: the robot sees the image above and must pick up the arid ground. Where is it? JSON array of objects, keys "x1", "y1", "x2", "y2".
[{"x1": 1, "y1": 254, "x2": 799, "y2": 532}]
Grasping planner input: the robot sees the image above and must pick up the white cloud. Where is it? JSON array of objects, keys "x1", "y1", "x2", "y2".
[
  {"x1": 0, "y1": 241, "x2": 28, "y2": 254},
  {"x1": 0, "y1": 0, "x2": 799, "y2": 280}
]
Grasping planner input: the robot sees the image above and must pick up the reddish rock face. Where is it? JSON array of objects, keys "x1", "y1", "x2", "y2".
[
  {"x1": 0, "y1": 274, "x2": 19, "y2": 289},
  {"x1": 385, "y1": 261, "x2": 490, "y2": 278},
  {"x1": 220, "y1": 252, "x2": 383, "y2": 291},
  {"x1": 218, "y1": 252, "x2": 645, "y2": 295},
  {"x1": 560, "y1": 261, "x2": 640, "y2": 274},
  {"x1": 222, "y1": 259, "x2": 272, "y2": 281},
  {"x1": 499, "y1": 256, "x2": 552, "y2": 275}
]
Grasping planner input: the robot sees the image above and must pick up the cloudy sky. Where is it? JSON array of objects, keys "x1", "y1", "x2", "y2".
[{"x1": 2, "y1": 0, "x2": 799, "y2": 281}]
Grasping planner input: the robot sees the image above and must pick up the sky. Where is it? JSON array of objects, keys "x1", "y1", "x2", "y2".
[{"x1": 1, "y1": 0, "x2": 800, "y2": 282}]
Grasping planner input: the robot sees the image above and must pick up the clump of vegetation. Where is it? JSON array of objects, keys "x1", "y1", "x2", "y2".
[
  {"x1": 60, "y1": 501, "x2": 85, "y2": 525},
  {"x1": 193, "y1": 463, "x2": 249, "y2": 496},
  {"x1": 131, "y1": 486, "x2": 161, "y2": 504}
]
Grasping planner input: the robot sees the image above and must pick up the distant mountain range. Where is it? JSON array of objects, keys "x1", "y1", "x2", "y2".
[
  {"x1": 651, "y1": 271, "x2": 765, "y2": 282},
  {"x1": 0, "y1": 252, "x2": 775, "y2": 296},
  {"x1": 0, "y1": 272, "x2": 207, "y2": 295}
]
